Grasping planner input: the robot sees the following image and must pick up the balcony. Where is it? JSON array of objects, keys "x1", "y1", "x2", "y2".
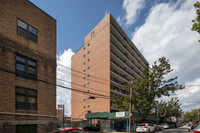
[
  {"x1": 110, "y1": 52, "x2": 140, "y2": 78},
  {"x1": 110, "y1": 33, "x2": 145, "y2": 75},
  {"x1": 110, "y1": 43, "x2": 142, "y2": 76},
  {"x1": 110, "y1": 24, "x2": 147, "y2": 69},
  {"x1": 110, "y1": 68, "x2": 129, "y2": 84},
  {"x1": 110, "y1": 88, "x2": 127, "y2": 96}
]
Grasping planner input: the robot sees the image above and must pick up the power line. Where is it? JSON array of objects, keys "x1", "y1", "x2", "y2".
[
  {"x1": 0, "y1": 56, "x2": 112, "y2": 94},
  {"x1": 0, "y1": 66, "x2": 111, "y2": 99}
]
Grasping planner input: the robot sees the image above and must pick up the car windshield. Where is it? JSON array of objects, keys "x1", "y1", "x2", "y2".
[{"x1": 138, "y1": 124, "x2": 146, "y2": 126}]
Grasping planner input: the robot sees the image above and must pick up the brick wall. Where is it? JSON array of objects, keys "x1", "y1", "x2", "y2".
[
  {"x1": 71, "y1": 14, "x2": 111, "y2": 120},
  {"x1": 0, "y1": 0, "x2": 57, "y2": 132}
]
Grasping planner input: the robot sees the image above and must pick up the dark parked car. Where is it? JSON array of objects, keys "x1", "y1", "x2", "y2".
[
  {"x1": 83, "y1": 124, "x2": 100, "y2": 131},
  {"x1": 51, "y1": 128, "x2": 87, "y2": 133}
]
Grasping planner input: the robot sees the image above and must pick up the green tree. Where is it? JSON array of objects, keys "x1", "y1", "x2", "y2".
[
  {"x1": 191, "y1": 1, "x2": 200, "y2": 42},
  {"x1": 157, "y1": 97, "x2": 182, "y2": 123},
  {"x1": 111, "y1": 57, "x2": 184, "y2": 121},
  {"x1": 184, "y1": 108, "x2": 200, "y2": 122}
]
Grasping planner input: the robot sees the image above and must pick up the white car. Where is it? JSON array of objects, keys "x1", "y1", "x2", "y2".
[
  {"x1": 162, "y1": 123, "x2": 169, "y2": 129},
  {"x1": 136, "y1": 123, "x2": 155, "y2": 133}
]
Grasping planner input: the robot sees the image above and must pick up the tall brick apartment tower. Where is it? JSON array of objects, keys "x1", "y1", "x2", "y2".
[
  {"x1": 71, "y1": 13, "x2": 148, "y2": 121},
  {"x1": 0, "y1": 0, "x2": 56, "y2": 132}
]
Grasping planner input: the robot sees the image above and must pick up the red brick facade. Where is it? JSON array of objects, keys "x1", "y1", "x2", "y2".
[{"x1": 71, "y1": 14, "x2": 148, "y2": 121}]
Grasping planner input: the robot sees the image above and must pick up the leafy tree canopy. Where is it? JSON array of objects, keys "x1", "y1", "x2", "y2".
[
  {"x1": 111, "y1": 57, "x2": 184, "y2": 121},
  {"x1": 184, "y1": 108, "x2": 200, "y2": 122},
  {"x1": 156, "y1": 97, "x2": 182, "y2": 123},
  {"x1": 191, "y1": 1, "x2": 200, "y2": 42}
]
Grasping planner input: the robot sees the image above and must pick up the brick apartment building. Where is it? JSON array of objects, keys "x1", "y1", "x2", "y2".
[
  {"x1": 71, "y1": 13, "x2": 148, "y2": 121},
  {"x1": 0, "y1": 0, "x2": 56, "y2": 132}
]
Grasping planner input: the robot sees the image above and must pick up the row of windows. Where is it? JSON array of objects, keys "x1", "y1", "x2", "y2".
[
  {"x1": 83, "y1": 59, "x2": 90, "y2": 65},
  {"x1": 16, "y1": 54, "x2": 37, "y2": 81},
  {"x1": 83, "y1": 43, "x2": 90, "y2": 50},
  {"x1": 83, "y1": 96, "x2": 91, "y2": 102},
  {"x1": 83, "y1": 51, "x2": 90, "y2": 57},
  {"x1": 16, "y1": 86, "x2": 37, "y2": 110},
  {"x1": 83, "y1": 66, "x2": 90, "y2": 72},
  {"x1": 83, "y1": 105, "x2": 90, "y2": 109},
  {"x1": 17, "y1": 19, "x2": 38, "y2": 42},
  {"x1": 83, "y1": 82, "x2": 90, "y2": 87}
]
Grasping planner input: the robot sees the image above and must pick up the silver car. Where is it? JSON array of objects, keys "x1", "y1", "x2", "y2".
[{"x1": 136, "y1": 123, "x2": 155, "y2": 133}]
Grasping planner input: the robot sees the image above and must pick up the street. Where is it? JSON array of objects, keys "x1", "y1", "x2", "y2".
[
  {"x1": 86, "y1": 125, "x2": 190, "y2": 133},
  {"x1": 156, "y1": 125, "x2": 189, "y2": 133}
]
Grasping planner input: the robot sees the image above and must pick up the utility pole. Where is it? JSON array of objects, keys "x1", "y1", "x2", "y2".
[
  {"x1": 129, "y1": 81, "x2": 133, "y2": 133},
  {"x1": 63, "y1": 105, "x2": 65, "y2": 130},
  {"x1": 157, "y1": 103, "x2": 159, "y2": 124}
]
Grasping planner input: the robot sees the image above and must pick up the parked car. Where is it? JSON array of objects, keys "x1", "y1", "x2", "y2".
[
  {"x1": 136, "y1": 123, "x2": 155, "y2": 133},
  {"x1": 169, "y1": 122, "x2": 177, "y2": 128},
  {"x1": 152, "y1": 124, "x2": 158, "y2": 131},
  {"x1": 193, "y1": 123, "x2": 200, "y2": 133},
  {"x1": 157, "y1": 125, "x2": 164, "y2": 131},
  {"x1": 162, "y1": 123, "x2": 169, "y2": 129},
  {"x1": 52, "y1": 128, "x2": 87, "y2": 133},
  {"x1": 83, "y1": 124, "x2": 100, "y2": 131},
  {"x1": 189, "y1": 120, "x2": 200, "y2": 132}
]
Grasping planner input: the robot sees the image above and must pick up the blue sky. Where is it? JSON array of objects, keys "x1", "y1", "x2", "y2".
[
  {"x1": 30, "y1": 0, "x2": 124, "y2": 53},
  {"x1": 30, "y1": 0, "x2": 200, "y2": 116}
]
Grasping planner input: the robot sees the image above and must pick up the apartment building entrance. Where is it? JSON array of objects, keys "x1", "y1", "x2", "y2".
[{"x1": 16, "y1": 125, "x2": 37, "y2": 133}]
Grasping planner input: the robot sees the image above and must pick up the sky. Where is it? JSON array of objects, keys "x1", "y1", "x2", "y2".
[{"x1": 29, "y1": 0, "x2": 200, "y2": 117}]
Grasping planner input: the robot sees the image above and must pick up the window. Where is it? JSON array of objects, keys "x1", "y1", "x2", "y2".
[
  {"x1": 83, "y1": 69, "x2": 86, "y2": 72},
  {"x1": 88, "y1": 105, "x2": 90, "y2": 108},
  {"x1": 83, "y1": 99, "x2": 86, "y2": 102},
  {"x1": 87, "y1": 82, "x2": 90, "y2": 85},
  {"x1": 83, "y1": 54, "x2": 86, "y2": 57},
  {"x1": 87, "y1": 74, "x2": 90, "y2": 77},
  {"x1": 87, "y1": 51, "x2": 90, "y2": 54},
  {"x1": 91, "y1": 31, "x2": 94, "y2": 37},
  {"x1": 15, "y1": 86, "x2": 37, "y2": 110},
  {"x1": 88, "y1": 43, "x2": 90, "y2": 46},
  {"x1": 83, "y1": 77, "x2": 86, "y2": 79},
  {"x1": 16, "y1": 54, "x2": 37, "y2": 80},
  {"x1": 83, "y1": 47, "x2": 86, "y2": 50},
  {"x1": 88, "y1": 59, "x2": 90, "y2": 62},
  {"x1": 83, "y1": 62, "x2": 86, "y2": 65},
  {"x1": 87, "y1": 67, "x2": 90, "y2": 70},
  {"x1": 83, "y1": 106, "x2": 86, "y2": 109},
  {"x1": 83, "y1": 84, "x2": 86, "y2": 87},
  {"x1": 17, "y1": 19, "x2": 37, "y2": 42}
]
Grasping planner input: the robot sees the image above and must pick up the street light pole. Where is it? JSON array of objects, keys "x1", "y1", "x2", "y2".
[{"x1": 129, "y1": 81, "x2": 133, "y2": 133}]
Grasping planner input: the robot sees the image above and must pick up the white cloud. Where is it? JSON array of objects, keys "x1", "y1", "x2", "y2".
[
  {"x1": 160, "y1": 78, "x2": 200, "y2": 112},
  {"x1": 130, "y1": 0, "x2": 200, "y2": 112},
  {"x1": 119, "y1": 0, "x2": 145, "y2": 25},
  {"x1": 57, "y1": 49, "x2": 74, "y2": 116}
]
